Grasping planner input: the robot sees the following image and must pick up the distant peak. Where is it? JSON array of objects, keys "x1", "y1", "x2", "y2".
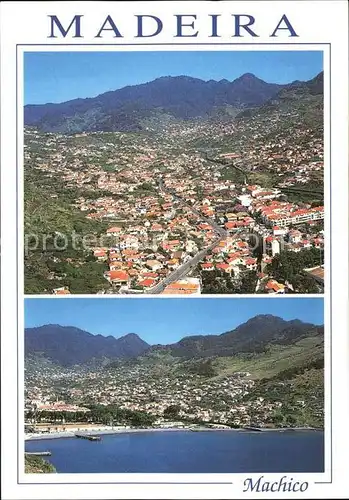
[
  {"x1": 122, "y1": 332, "x2": 139, "y2": 338},
  {"x1": 238, "y1": 73, "x2": 257, "y2": 80},
  {"x1": 245, "y1": 314, "x2": 284, "y2": 322},
  {"x1": 287, "y1": 319, "x2": 305, "y2": 326},
  {"x1": 119, "y1": 332, "x2": 145, "y2": 342}
]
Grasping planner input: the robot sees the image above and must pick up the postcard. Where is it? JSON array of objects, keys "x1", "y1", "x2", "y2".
[{"x1": 0, "y1": 1, "x2": 348, "y2": 499}]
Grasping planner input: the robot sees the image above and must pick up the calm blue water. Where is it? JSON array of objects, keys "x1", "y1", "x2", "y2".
[{"x1": 25, "y1": 430, "x2": 324, "y2": 473}]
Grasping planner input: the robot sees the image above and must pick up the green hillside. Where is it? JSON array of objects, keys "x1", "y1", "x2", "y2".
[
  {"x1": 25, "y1": 455, "x2": 56, "y2": 473},
  {"x1": 211, "y1": 335, "x2": 323, "y2": 380}
]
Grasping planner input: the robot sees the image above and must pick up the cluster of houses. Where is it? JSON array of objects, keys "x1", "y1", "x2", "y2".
[
  {"x1": 25, "y1": 115, "x2": 324, "y2": 295},
  {"x1": 86, "y1": 176, "x2": 324, "y2": 294},
  {"x1": 25, "y1": 365, "x2": 286, "y2": 429},
  {"x1": 29, "y1": 401, "x2": 90, "y2": 413}
]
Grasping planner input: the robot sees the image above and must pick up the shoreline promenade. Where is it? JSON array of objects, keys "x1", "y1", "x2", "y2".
[{"x1": 25, "y1": 426, "x2": 323, "y2": 441}]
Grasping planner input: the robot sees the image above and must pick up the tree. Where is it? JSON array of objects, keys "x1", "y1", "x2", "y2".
[
  {"x1": 238, "y1": 271, "x2": 257, "y2": 293},
  {"x1": 129, "y1": 411, "x2": 155, "y2": 428},
  {"x1": 163, "y1": 405, "x2": 181, "y2": 419},
  {"x1": 266, "y1": 248, "x2": 323, "y2": 292},
  {"x1": 271, "y1": 410, "x2": 285, "y2": 426}
]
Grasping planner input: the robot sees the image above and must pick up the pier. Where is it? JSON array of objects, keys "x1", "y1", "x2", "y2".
[
  {"x1": 25, "y1": 451, "x2": 52, "y2": 456},
  {"x1": 75, "y1": 433, "x2": 101, "y2": 441}
]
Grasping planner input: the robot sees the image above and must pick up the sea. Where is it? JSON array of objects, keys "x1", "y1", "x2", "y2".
[{"x1": 25, "y1": 430, "x2": 324, "y2": 474}]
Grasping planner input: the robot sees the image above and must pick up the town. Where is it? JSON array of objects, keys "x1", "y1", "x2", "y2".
[
  {"x1": 24, "y1": 95, "x2": 324, "y2": 295},
  {"x1": 24, "y1": 357, "x2": 323, "y2": 434}
]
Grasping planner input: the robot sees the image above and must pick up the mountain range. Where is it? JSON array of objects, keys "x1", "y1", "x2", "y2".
[
  {"x1": 25, "y1": 324, "x2": 149, "y2": 366},
  {"x1": 24, "y1": 72, "x2": 323, "y2": 134},
  {"x1": 25, "y1": 314, "x2": 323, "y2": 367}
]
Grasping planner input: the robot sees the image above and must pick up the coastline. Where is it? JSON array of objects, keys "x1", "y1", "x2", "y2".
[{"x1": 25, "y1": 426, "x2": 323, "y2": 441}]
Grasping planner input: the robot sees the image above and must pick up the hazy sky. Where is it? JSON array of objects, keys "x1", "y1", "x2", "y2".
[
  {"x1": 25, "y1": 297, "x2": 324, "y2": 344},
  {"x1": 24, "y1": 50, "x2": 323, "y2": 104}
]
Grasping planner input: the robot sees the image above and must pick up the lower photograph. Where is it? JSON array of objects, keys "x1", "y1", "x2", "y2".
[{"x1": 23, "y1": 297, "x2": 324, "y2": 474}]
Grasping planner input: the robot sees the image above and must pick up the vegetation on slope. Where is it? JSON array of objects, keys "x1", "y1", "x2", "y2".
[
  {"x1": 25, "y1": 455, "x2": 56, "y2": 473},
  {"x1": 24, "y1": 166, "x2": 110, "y2": 294}
]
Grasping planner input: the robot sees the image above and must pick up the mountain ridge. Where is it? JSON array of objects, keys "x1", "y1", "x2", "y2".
[
  {"x1": 24, "y1": 72, "x2": 322, "y2": 133},
  {"x1": 150, "y1": 314, "x2": 323, "y2": 358},
  {"x1": 25, "y1": 325, "x2": 150, "y2": 367},
  {"x1": 26, "y1": 73, "x2": 283, "y2": 106},
  {"x1": 25, "y1": 314, "x2": 324, "y2": 367}
]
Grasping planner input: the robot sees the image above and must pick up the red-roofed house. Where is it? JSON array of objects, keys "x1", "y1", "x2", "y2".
[
  {"x1": 93, "y1": 249, "x2": 107, "y2": 260},
  {"x1": 53, "y1": 287, "x2": 71, "y2": 295},
  {"x1": 104, "y1": 270, "x2": 130, "y2": 284},
  {"x1": 313, "y1": 238, "x2": 324, "y2": 249},
  {"x1": 273, "y1": 226, "x2": 287, "y2": 236},
  {"x1": 216, "y1": 263, "x2": 231, "y2": 273},
  {"x1": 198, "y1": 223, "x2": 212, "y2": 231},
  {"x1": 138, "y1": 278, "x2": 156, "y2": 288},
  {"x1": 243, "y1": 257, "x2": 257, "y2": 270},
  {"x1": 265, "y1": 279, "x2": 285, "y2": 294},
  {"x1": 301, "y1": 239, "x2": 312, "y2": 249},
  {"x1": 106, "y1": 226, "x2": 122, "y2": 236},
  {"x1": 201, "y1": 262, "x2": 215, "y2": 271},
  {"x1": 225, "y1": 221, "x2": 236, "y2": 231}
]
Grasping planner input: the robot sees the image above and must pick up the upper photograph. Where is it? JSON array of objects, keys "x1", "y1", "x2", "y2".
[{"x1": 23, "y1": 51, "x2": 324, "y2": 295}]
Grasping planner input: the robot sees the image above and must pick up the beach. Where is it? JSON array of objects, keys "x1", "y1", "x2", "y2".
[{"x1": 25, "y1": 425, "x2": 322, "y2": 441}]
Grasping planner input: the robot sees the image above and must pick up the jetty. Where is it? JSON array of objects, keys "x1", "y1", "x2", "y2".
[
  {"x1": 25, "y1": 451, "x2": 51, "y2": 456},
  {"x1": 75, "y1": 433, "x2": 101, "y2": 441}
]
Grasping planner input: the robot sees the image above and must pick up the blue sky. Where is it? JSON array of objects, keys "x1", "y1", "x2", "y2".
[
  {"x1": 24, "y1": 51, "x2": 323, "y2": 105},
  {"x1": 25, "y1": 298, "x2": 324, "y2": 344}
]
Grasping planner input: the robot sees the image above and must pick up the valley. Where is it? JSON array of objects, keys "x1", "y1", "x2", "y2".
[
  {"x1": 25, "y1": 315, "x2": 324, "y2": 430},
  {"x1": 24, "y1": 72, "x2": 324, "y2": 295}
]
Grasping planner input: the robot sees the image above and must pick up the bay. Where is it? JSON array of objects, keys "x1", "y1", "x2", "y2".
[{"x1": 25, "y1": 430, "x2": 324, "y2": 473}]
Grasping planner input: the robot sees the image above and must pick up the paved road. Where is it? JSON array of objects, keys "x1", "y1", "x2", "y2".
[
  {"x1": 147, "y1": 180, "x2": 228, "y2": 294},
  {"x1": 169, "y1": 186, "x2": 227, "y2": 238},
  {"x1": 148, "y1": 235, "x2": 224, "y2": 294}
]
